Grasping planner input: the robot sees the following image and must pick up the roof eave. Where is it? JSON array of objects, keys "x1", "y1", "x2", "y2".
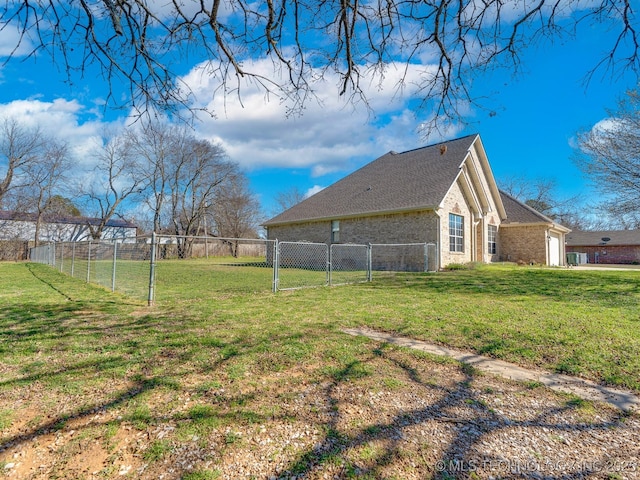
[
  {"x1": 263, "y1": 205, "x2": 439, "y2": 228},
  {"x1": 501, "y1": 221, "x2": 571, "y2": 233}
]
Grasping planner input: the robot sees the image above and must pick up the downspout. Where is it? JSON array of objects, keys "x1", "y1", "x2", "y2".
[
  {"x1": 436, "y1": 212, "x2": 442, "y2": 270},
  {"x1": 545, "y1": 228, "x2": 551, "y2": 266},
  {"x1": 479, "y1": 213, "x2": 486, "y2": 264},
  {"x1": 472, "y1": 215, "x2": 479, "y2": 263},
  {"x1": 553, "y1": 225, "x2": 566, "y2": 267}
]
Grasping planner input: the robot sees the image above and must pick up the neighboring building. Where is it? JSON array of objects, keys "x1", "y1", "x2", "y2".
[
  {"x1": 263, "y1": 134, "x2": 570, "y2": 268},
  {"x1": 0, "y1": 211, "x2": 138, "y2": 243},
  {"x1": 566, "y1": 230, "x2": 640, "y2": 264}
]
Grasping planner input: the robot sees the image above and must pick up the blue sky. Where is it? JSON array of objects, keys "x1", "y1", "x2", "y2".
[{"x1": 0, "y1": 6, "x2": 637, "y2": 221}]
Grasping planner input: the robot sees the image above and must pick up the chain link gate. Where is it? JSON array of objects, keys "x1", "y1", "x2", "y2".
[
  {"x1": 274, "y1": 241, "x2": 329, "y2": 290},
  {"x1": 330, "y1": 243, "x2": 370, "y2": 285}
]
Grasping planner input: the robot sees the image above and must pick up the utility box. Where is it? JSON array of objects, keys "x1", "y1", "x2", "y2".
[{"x1": 567, "y1": 252, "x2": 588, "y2": 266}]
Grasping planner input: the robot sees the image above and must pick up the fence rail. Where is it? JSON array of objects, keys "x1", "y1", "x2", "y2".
[{"x1": 30, "y1": 236, "x2": 438, "y2": 303}]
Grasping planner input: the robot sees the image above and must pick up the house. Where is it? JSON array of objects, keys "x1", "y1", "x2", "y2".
[
  {"x1": 566, "y1": 230, "x2": 640, "y2": 264},
  {"x1": 263, "y1": 134, "x2": 570, "y2": 268},
  {"x1": 0, "y1": 211, "x2": 138, "y2": 243}
]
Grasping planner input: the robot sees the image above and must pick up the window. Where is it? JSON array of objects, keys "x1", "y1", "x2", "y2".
[
  {"x1": 331, "y1": 220, "x2": 340, "y2": 243},
  {"x1": 488, "y1": 224, "x2": 497, "y2": 255},
  {"x1": 449, "y1": 214, "x2": 464, "y2": 252}
]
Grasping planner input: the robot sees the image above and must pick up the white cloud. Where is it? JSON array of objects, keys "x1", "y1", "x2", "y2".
[
  {"x1": 0, "y1": 98, "x2": 112, "y2": 165},
  {"x1": 0, "y1": 23, "x2": 33, "y2": 57},
  {"x1": 570, "y1": 116, "x2": 623, "y2": 153},
  {"x1": 305, "y1": 185, "x2": 326, "y2": 198},
  {"x1": 590, "y1": 117, "x2": 621, "y2": 133},
  {"x1": 181, "y1": 58, "x2": 459, "y2": 176}
]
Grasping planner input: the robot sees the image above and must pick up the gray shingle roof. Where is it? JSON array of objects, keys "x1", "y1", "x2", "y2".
[
  {"x1": 264, "y1": 134, "x2": 478, "y2": 226},
  {"x1": 498, "y1": 190, "x2": 555, "y2": 224},
  {"x1": 566, "y1": 230, "x2": 640, "y2": 246},
  {"x1": 0, "y1": 211, "x2": 137, "y2": 229}
]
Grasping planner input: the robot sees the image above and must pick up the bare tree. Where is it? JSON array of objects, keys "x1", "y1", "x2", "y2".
[
  {"x1": 167, "y1": 138, "x2": 233, "y2": 240},
  {"x1": 211, "y1": 173, "x2": 261, "y2": 256},
  {"x1": 575, "y1": 88, "x2": 640, "y2": 229},
  {"x1": 273, "y1": 186, "x2": 306, "y2": 214},
  {"x1": 124, "y1": 122, "x2": 176, "y2": 233},
  {"x1": 20, "y1": 140, "x2": 72, "y2": 246},
  {"x1": 500, "y1": 175, "x2": 586, "y2": 228},
  {"x1": 158, "y1": 130, "x2": 237, "y2": 257},
  {"x1": 83, "y1": 131, "x2": 145, "y2": 240},
  {"x1": 128, "y1": 121, "x2": 235, "y2": 246},
  {"x1": 0, "y1": 118, "x2": 44, "y2": 208},
  {"x1": 1, "y1": 1, "x2": 637, "y2": 130}
]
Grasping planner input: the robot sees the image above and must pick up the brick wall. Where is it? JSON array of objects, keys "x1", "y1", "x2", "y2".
[
  {"x1": 266, "y1": 210, "x2": 440, "y2": 245},
  {"x1": 266, "y1": 221, "x2": 332, "y2": 244},
  {"x1": 499, "y1": 224, "x2": 548, "y2": 264},
  {"x1": 567, "y1": 245, "x2": 640, "y2": 264}
]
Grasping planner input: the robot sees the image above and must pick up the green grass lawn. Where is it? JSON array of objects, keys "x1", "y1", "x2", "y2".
[
  {"x1": 5, "y1": 262, "x2": 639, "y2": 391},
  {"x1": 1, "y1": 261, "x2": 639, "y2": 478}
]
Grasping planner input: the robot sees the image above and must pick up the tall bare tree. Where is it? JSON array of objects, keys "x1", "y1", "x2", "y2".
[
  {"x1": 20, "y1": 140, "x2": 72, "y2": 245},
  {"x1": 575, "y1": 88, "x2": 640, "y2": 229},
  {"x1": 124, "y1": 122, "x2": 176, "y2": 233},
  {"x1": 167, "y1": 139, "x2": 232, "y2": 233},
  {"x1": 126, "y1": 121, "x2": 234, "y2": 243},
  {"x1": 0, "y1": 118, "x2": 43, "y2": 208},
  {"x1": 1, "y1": 1, "x2": 637, "y2": 130},
  {"x1": 83, "y1": 131, "x2": 145, "y2": 240},
  {"x1": 211, "y1": 173, "x2": 261, "y2": 256},
  {"x1": 273, "y1": 186, "x2": 306, "y2": 215}
]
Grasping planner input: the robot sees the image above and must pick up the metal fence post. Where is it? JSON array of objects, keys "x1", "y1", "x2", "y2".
[
  {"x1": 87, "y1": 241, "x2": 92, "y2": 283},
  {"x1": 367, "y1": 243, "x2": 372, "y2": 282},
  {"x1": 148, "y1": 232, "x2": 157, "y2": 306},
  {"x1": 112, "y1": 241, "x2": 118, "y2": 292},
  {"x1": 71, "y1": 242, "x2": 76, "y2": 278},
  {"x1": 423, "y1": 243, "x2": 428, "y2": 272},
  {"x1": 328, "y1": 244, "x2": 333, "y2": 286},
  {"x1": 272, "y1": 239, "x2": 279, "y2": 293}
]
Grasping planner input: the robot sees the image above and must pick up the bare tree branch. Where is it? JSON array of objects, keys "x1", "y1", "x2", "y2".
[
  {"x1": 575, "y1": 88, "x2": 640, "y2": 228},
  {"x1": 0, "y1": 1, "x2": 637, "y2": 130}
]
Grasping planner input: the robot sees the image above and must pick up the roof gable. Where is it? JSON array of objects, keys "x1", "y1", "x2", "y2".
[{"x1": 265, "y1": 134, "x2": 484, "y2": 226}]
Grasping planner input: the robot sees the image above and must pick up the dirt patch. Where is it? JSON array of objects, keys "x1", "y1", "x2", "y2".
[{"x1": 2, "y1": 346, "x2": 639, "y2": 479}]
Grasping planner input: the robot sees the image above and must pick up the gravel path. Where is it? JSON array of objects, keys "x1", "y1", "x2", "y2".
[{"x1": 344, "y1": 327, "x2": 640, "y2": 412}]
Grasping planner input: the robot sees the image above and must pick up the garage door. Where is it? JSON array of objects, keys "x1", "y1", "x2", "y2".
[{"x1": 549, "y1": 233, "x2": 560, "y2": 266}]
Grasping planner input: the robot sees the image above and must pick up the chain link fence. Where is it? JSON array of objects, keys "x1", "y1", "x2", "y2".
[
  {"x1": 152, "y1": 235, "x2": 276, "y2": 302},
  {"x1": 274, "y1": 241, "x2": 329, "y2": 291},
  {"x1": 30, "y1": 237, "x2": 439, "y2": 302},
  {"x1": 30, "y1": 239, "x2": 152, "y2": 300},
  {"x1": 330, "y1": 243, "x2": 370, "y2": 286},
  {"x1": 370, "y1": 243, "x2": 437, "y2": 276}
]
